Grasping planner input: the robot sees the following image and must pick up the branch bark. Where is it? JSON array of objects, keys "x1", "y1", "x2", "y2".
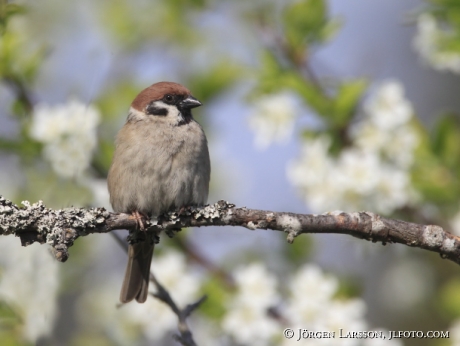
[{"x1": 1, "y1": 195, "x2": 460, "y2": 265}]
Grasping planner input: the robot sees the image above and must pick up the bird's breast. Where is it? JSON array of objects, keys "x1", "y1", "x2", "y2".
[{"x1": 108, "y1": 120, "x2": 210, "y2": 216}]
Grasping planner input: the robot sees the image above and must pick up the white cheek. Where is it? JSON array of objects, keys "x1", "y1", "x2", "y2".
[
  {"x1": 128, "y1": 106, "x2": 147, "y2": 121},
  {"x1": 153, "y1": 101, "x2": 182, "y2": 122}
]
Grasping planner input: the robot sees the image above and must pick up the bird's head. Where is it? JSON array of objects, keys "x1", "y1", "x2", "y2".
[{"x1": 128, "y1": 81, "x2": 202, "y2": 126}]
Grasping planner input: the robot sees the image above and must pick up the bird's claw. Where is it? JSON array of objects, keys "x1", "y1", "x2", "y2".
[{"x1": 132, "y1": 211, "x2": 148, "y2": 231}]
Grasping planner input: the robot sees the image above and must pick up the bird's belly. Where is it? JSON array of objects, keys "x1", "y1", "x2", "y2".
[{"x1": 132, "y1": 153, "x2": 207, "y2": 216}]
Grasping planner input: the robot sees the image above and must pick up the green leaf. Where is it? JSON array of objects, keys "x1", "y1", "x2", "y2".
[
  {"x1": 334, "y1": 278, "x2": 362, "y2": 299},
  {"x1": 254, "y1": 50, "x2": 332, "y2": 117},
  {"x1": 0, "y1": 332, "x2": 24, "y2": 346},
  {"x1": 332, "y1": 79, "x2": 367, "y2": 126},
  {"x1": 283, "y1": 0, "x2": 329, "y2": 49},
  {"x1": 283, "y1": 233, "x2": 313, "y2": 264},
  {"x1": 0, "y1": 298, "x2": 28, "y2": 345},
  {"x1": 0, "y1": 2, "x2": 26, "y2": 35},
  {"x1": 431, "y1": 114, "x2": 460, "y2": 168},
  {"x1": 411, "y1": 114, "x2": 460, "y2": 206},
  {"x1": 97, "y1": 1, "x2": 202, "y2": 50},
  {"x1": 199, "y1": 278, "x2": 229, "y2": 320},
  {"x1": 70, "y1": 333, "x2": 112, "y2": 346},
  {"x1": 253, "y1": 50, "x2": 286, "y2": 95},
  {"x1": 283, "y1": 73, "x2": 331, "y2": 117},
  {"x1": 438, "y1": 278, "x2": 460, "y2": 318},
  {"x1": 319, "y1": 18, "x2": 342, "y2": 42},
  {"x1": 2, "y1": 3, "x2": 27, "y2": 19},
  {"x1": 411, "y1": 124, "x2": 460, "y2": 205},
  {"x1": 0, "y1": 137, "x2": 42, "y2": 159},
  {"x1": 0, "y1": 300, "x2": 21, "y2": 325}
]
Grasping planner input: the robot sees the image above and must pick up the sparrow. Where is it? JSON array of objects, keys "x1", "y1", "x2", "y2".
[{"x1": 107, "y1": 81, "x2": 211, "y2": 303}]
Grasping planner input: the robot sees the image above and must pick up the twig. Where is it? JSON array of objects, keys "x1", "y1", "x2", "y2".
[
  {"x1": 3, "y1": 74, "x2": 34, "y2": 114},
  {"x1": 256, "y1": 17, "x2": 325, "y2": 93},
  {"x1": 151, "y1": 274, "x2": 206, "y2": 346},
  {"x1": 1, "y1": 196, "x2": 460, "y2": 266}
]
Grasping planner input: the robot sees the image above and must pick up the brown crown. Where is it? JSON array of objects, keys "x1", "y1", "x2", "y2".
[{"x1": 131, "y1": 81, "x2": 191, "y2": 111}]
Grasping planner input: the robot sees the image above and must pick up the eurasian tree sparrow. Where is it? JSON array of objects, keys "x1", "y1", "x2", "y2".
[{"x1": 107, "y1": 81, "x2": 211, "y2": 303}]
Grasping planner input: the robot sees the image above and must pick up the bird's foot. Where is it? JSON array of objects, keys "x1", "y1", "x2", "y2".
[
  {"x1": 132, "y1": 211, "x2": 149, "y2": 231},
  {"x1": 177, "y1": 205, "x2": 192, "y2": 216},
  {"x1": 177, "y1": 206, "x2": 186, "y2": 216}
]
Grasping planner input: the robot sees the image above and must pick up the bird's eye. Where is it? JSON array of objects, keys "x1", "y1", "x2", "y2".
[{"x1": 165, "y1": 94, "x2": 173, "y2": 102}]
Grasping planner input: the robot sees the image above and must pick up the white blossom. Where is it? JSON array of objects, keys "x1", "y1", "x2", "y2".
[
  {"x1": 285, "y1": 265, "x2": 338, "y2": 329},
  {"x1": 222, "y1": 263, "x2": 279, "y2": 345},
  {"x1": 288, "y1": 81, "x2": 419, "y2": 214},
  {"x1": 351, "y1": 122, "x2": 419, "y2": 169},
  {"x1": 316, "y1": 299, "x2": 367, "y2": 345},
  {"x1": 282, "y1": 265, "x2": 368, "y2": 346},
  {"x1": 381, "y1": 125, "x2": 419, "y2": 168},
  {"x1": 248, "y1": 93, "x2": 297, "y2": 149},
  {"x1": 221, "y1": 263, "x2": 397, "y2": 346},
  {"x1": 30, "y1": 99, "x2": 100, "y2": 178},
  {"x1": 336, "y1": 149, "x2": 381, "y2": 195},
  {"x1": 287, "y1": 138, "x2": 415, "y2": 213},
  {"x1": 123, "y1": 295, "x2": 181, "y2": 342},
  {"x1": 287, "y1": 135, "x2": 333, "y2": 189},
  {"x1": 286, "y1": 136, "x2": 344, "y2": 212},
  {"x1": 222, "y1": 303, "x2": 279, "y2": 346},
  {"x1": 0, "y1": 237, "x2": 59, "y2": 343},
  {"x1": 350, "y1": 121, "x2": 391, "y2": 155},
  {"x1": 413, "y1": 14, "x2": 460, "y2": 74},
  {"x1": 150, "y1": 250, "x2": 202, "y2": 306},
  {"x1": 363, "y1": 81, "x2": 413, "y2": 131},
  {"x1": 233, "y1": 262, "x2": 280, "y2": 308},
  {"x1": 372, "y1": 167, "x2": 412, "y2": 214},
  {"x1": 289, "y1": 265, "x2": 338, "y2": 303}
]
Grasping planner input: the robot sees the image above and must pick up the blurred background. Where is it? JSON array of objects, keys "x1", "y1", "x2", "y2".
[{"x1": 0, "y1": 0, "x2": 460, "y2": 345}]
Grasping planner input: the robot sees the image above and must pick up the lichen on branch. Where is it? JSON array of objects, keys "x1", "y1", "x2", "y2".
[{"x1": 1, "y1": 195, "x2": 459, "y2": 266}]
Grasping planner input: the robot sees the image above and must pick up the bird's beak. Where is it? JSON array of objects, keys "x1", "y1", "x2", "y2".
[{"x1": 179, "y1": 96, "x2": 202, "y2": 109}]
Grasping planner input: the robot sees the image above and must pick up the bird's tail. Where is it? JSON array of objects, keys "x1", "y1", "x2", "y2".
[{"x1": 120, "y1": 241, "x2": 154, "y2": 303}]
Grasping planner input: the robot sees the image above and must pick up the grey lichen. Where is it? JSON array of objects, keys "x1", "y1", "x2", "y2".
[
  {"x1": 369, "y1": 215, "x2": 386, "y2": 236},
  {"x1": 196, "y1": 205, "x2": 220, "y2": 219},
  {"x1": 246, "y1": 221, "x2": 257, "y2": 230},
  {"x1": 422, "y1": 225, "x2": 444, "y2": 247},
  {"x1": 193, "y1": 200, "x2": 234, "y2": 220},
  {"x1": 136, "y1": 200, "x2": 236, "y2": 240},
  {"x1": 162, "y1": 201, "x2": 233, "y2": 225},
  {"x1": 277, "y1": 214, "x2": 301, "y2": 244},
  {"x1": 441, "y1": 237, "x2": 456, "y2": 252},
  {"x1": 0, "y1": 196, "x2": 112, "y2": 261},
  {"x1": 0, "y1": 196, "x2": 18, "y2": 234}
]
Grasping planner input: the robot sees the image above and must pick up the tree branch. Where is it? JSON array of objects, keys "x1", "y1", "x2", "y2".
[{"x1": 1, "y1": 195, "x2": 459, "y2": 265}]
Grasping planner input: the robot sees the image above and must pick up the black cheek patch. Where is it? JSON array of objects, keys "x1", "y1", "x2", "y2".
[{"x1": 147, "y1": 104, "x2": 167, "y2": 116}]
